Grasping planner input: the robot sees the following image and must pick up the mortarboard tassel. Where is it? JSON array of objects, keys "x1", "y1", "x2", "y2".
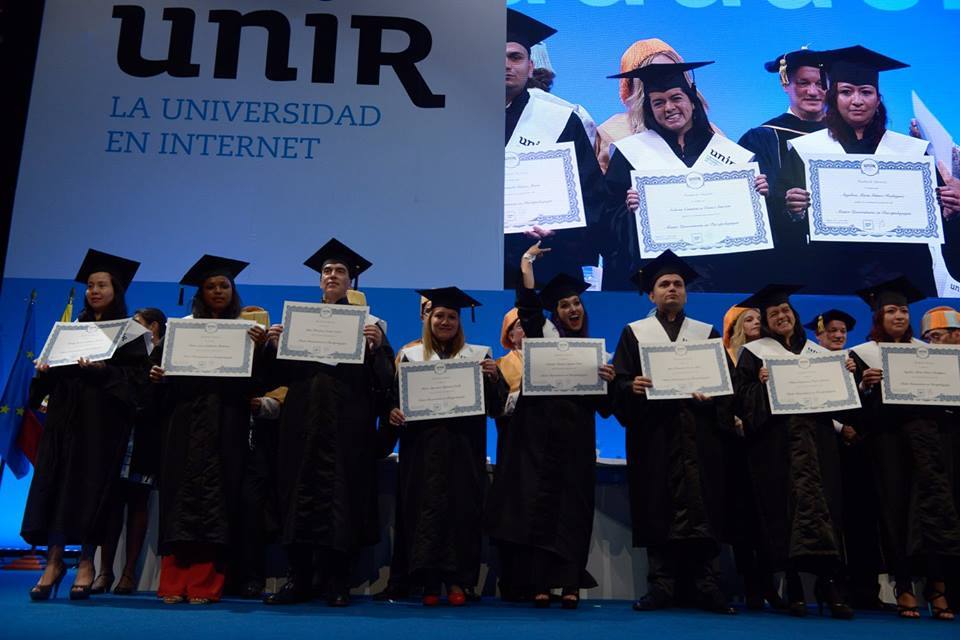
[
  {"x1": 471, "y1": 305, "x2": 476, "y2": 323},
  {"x1": 817, "y1": 315, "x2": 825, "y2": 334},
  {"x1": 779, "y1": 56, "x2": 789, "y2": 86},
  {"x1": 178, "y1": 286, "x2": 184, "y2": 306}
]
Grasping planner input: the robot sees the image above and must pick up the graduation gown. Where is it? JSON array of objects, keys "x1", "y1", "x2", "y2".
[
  {"x1": 777, "y1": 129, "x2": 937, "y2": 294},
  {"x1": 850, "y1": 341, "x2": 960, "y2": 579},
  {"x1": 611, "y1": 312, "x2": 734, "y2": 547},
  {"x1": 154, "y1": 334, "x2": 264, "y2": 554},
  {"x1": 484, "y1": 288, "x2": 610, "y2": 588},
  {"x1": 733, "y1": 336, "x2": 843, "y2": 569},
  {"x1": 738, "y1": 113, "x2": 826, "y2": 260},
  {"x1": 21, "y1": 335, "x2": 150, "y2": 546},
  {"x1": 266, "y1": 315, "x2": 395, "y2": 552},
  {"x1": 603, "y1": 128, "x2": 767, "y2": 292},
  {"x1": 505, "y1": 88, "x2": 609, "y2": 288},
  {"x1": 392, "y1": 342, "x2": 507, "y2": 585}
]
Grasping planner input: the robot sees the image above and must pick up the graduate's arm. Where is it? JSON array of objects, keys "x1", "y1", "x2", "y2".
[
  {"x1": 482, "y1": 358, "x2": 510, "y2": 418},
  {"x1": 733, "y1": 348, "x2": 771, "y2": 434},
  {"x1": 779, "y1": 147, "x2": 810, "y2": 217},
  {"x1": 611, "y1": 325, "x2": 650, "y2": 426}
]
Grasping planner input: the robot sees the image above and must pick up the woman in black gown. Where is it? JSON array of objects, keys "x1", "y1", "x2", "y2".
[
  {"x1": 389, "y1": 288, "x2": 508, "y2": 606},
  {"x1": 23, "y1": 249, "x2": 149, "y2": 600},
  {"x1": 485, "y1": 244, "x2": 614, "y2": 609},
  {"x1": 733, "y1": 284, "x2": 854, "y2": 619},
  {"x1": 849, "y1": 277, "x2": 960, "y2": 621},
  {"x1": 150, "y1": 255, "x2": 266, "y2": 604}
]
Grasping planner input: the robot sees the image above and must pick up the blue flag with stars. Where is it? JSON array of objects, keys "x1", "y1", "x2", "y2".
[{"x1": 0, "y1": 292, "x2": 37, "y2": 480}]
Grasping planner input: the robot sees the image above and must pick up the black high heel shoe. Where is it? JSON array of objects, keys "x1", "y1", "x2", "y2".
[
  {"x1": 29, "y1": 565, "x2": 66, "y2": 601},
  {"x1": 785, "y1": 572, "x2": 807, "y2": 617},
  {"x1": 814, "y1": 578, "x2": 854, "y2": 620},
  {"x1": 894, "y1": 586, "x2": 920, "y2": 620},
  {"x1": 69, "y1": 581, "x2": 93, "y2": 601},
  {"x1": 90, "y1": 572, "x2": 114, "y2": 595}
]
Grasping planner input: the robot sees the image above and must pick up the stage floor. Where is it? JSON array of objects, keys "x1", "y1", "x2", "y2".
[{"x1": 0, "y1": 570, "x2": 950, "y2": 640}]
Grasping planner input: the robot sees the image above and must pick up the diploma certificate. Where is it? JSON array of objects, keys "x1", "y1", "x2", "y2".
[
  {"x1": 504, "y1": 142, "x2": 587, "y2": 233},
  {"x1": 630, "y1": 163, "x2": 772, "y2": 258},
  {"x1": 522, "y1": 338, "x2": 607, "y2": 396},
  {"x1": 277, "y1": 302, "x2": 368, "y2": 364},
  {"x1": 880, "y1": 343, "x2": 960, "y2": 406},
  {"x1": 638, "y1": 339, "x2": 732, "y2": 400},
  {"x1": 161, "y1": 318, "x2": 256, "y2": 377},
  {"x1": 38, "y1": 319, "x2": 129, "y2": 367},
  {"x1": 805, "y1": 154, "x2": 943, "y2": 244},
  {"x1": 764, "y1": 351, "x2": 861, "y2": 415},
  {"x1": 399, "y1": 360, "x2": 485, "y2": 421}
]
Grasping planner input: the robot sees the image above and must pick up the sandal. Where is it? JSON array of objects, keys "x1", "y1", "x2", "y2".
[
  {"x1": 895, "y1": 587, "x2": 920, "y2": 620},
  {"x1": 533, "y1": 593, "x2": 551, "y2": 608},
  {"x1": 189, "y1": 597, "x2": 212, "y2": 605},
  {"x1": 561, "y1": 590, "x2": 579, "y2": 610},
  {"x1": 113, "y1": 570, "x2": 137, "y2": 595},
  {"x1": 923, "y1": 586, "x2": 955, "y2": 622},
  {"x1": 162, "y1": 595, "x2": 185, "y2": 604}
]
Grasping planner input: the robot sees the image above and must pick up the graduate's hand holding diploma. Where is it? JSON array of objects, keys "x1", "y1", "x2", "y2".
[
  {"x1": 845, "y1": 357, "x2": 857, "y2": 373},
  {"x1": 523, "y1": 226, "x2": 556, "y2": 241},
  {"x1": 626, "y1": 188, "x2": 640, "y2": 213},
  {"x1": 632, "y1": 375, "x2": 653, "y2": 395},
  {"x1": 363, "y1": 324, "x2": 383, "y2": 350},
  {"x1": 598, "y1": 364, "x2": 615, "y2": 382},
  {"x1": 34, "y1": 361, "x2": 50, "y2": 374},
  {"x1": 389, "y1": 408, "x2": 405, "y2": 427},
  {"x1": 481, "y1": 359, "x2": 499, "y2": 381},
  {"x1": 938, "y1": 167, "x2": 960, "y2": 219},
  {"x1": 266, "y1": 323, "x2": 284, "y2": 347},
  {"x1": 77, "y1": 358, "x2": 105, "y2": 370},
  {"x1": 860, "y1": 367, "x2": 883, "y2": 390},
  {"x1": 149, "y1": 365, "x2": 165, "y2": 383},
  {"x1": 758, "y1": 367, "x2": 769, "y2": 384},
  {"x1": 754, "y1": 174, "x2": 769, "y2": 197},
  {"x1": 785, "y1": 188, "x2": 811, "y2": 215},
  {"x1": 248, "y1": 325, "x2": 267, "y2": 346}
]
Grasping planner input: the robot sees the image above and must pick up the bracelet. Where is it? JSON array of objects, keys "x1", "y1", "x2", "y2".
[{"x1": 522, "y1": 253, "x2": 537, "y2": 263}]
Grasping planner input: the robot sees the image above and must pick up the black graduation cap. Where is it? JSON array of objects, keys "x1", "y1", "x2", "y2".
[
  {"x1": 303, "y1": 238, "x2": 372, "y2": 287},
  {"x1": 824, "y1": 45, "x2": 908, "y2": 89},
  {"x1": 803, "y1": 309, "x2": 856, "y2": 333},
  {"x1": 74, "y1": 249, "x2": 140, "y2": 290},
  {"x1": 736, "y1": 284, "x2": 804, "y2": 313},
  {"x1": 763, "y1": 47, "x2": 824, "y2": 86},
  {"x1": 506, "y1": 8, "x2": 557, "y2": 52},
  {"x1": 416, "y1": 286, "x2": 482, "y2": 322},
  {"x1": 178, "y1": 254, "x2": 249, "y2": 305},
  {"x1": 630, "y1": 249, "x2": 700, "y2": 294},
  {"x1": 607, "y1": 61, "x2": 713, "y2": 93},
  {"x1": 539, "y1": 273, "x2": 590, "y2": 310},
  {"x1": 179, "y1": 254, "x2": 249, "y2": 287},
  {"x1": 855, "y1": 275, "x2": 926, "y2": 311}
]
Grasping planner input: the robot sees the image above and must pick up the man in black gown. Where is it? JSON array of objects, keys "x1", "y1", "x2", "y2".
[
  {"x1": 504, "y1": 9, "x2": 608, "y2": 288},
  {"x1": 611, "y1": 250, "x2": 736, "y2": 614}
]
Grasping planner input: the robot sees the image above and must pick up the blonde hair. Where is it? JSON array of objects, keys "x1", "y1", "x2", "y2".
[
  {"x1": 726, "y1": 309, "x2": 759, "y2": 364},
  {"x1": 621, "y1": 42, "x2": 712, "y2": 135},
  {"x1": 422, "y1": 307, "x2": 465, "y2": 360}
]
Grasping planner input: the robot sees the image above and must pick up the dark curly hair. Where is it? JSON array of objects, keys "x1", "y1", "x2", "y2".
[
  {"x1": 642, "y1": 85, "x2": 711, "y2": 143},
  {"x1": 759, "y1": 304, "x2": 807, "y2": 353}
]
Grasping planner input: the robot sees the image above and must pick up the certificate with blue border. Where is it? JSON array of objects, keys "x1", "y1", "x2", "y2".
[
  {"x1": 161, "y1": 318, "x2": 256, "y2": 377},
  {"x1": 805, "y1": 153, "x2": 943, "y2": 244},
  {"x1": 38, "y1": 319, "x2": 129, "y2": 367},
  {"x1": 504, "y1": 141, "x2": 587, "y2": 233},
  {"x1": 630, "y1": 162, "x2": 772, "y2": 258},
  {"x1": 277, "y1": 302, "x2": 368, "y2": 364},
  {"x1": 522, "y1": 337, "x2": 606, "y2": 396},
  {"x1": 764, "y1": 351, "x2": 861, "y2": 415},
  {"x1": 638, "y1": 339, "x2": 732, "y2": 400},
  {"x1": 880, "y1": 343, "x2": 960, "y2": 406},
  {"x1": 398, "y1": 360, "x2": 485, "y2": 421}
]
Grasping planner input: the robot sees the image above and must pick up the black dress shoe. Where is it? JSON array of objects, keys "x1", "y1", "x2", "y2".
[
  {"x1": 327, "y1": 592, "x2": 350, "y2": 607},
  {"x1": 633, "y1": 590, "x2": 673, "y2": 611},
  {"x1": 263, "y1": 580, "x2": 311, "y2": 605}
]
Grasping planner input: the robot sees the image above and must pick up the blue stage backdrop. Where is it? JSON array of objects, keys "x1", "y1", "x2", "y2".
[{"x1": 2, "y1": 0, "x2": 960, "y2": 546}]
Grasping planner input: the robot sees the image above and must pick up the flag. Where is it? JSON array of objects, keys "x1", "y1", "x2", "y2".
[
  {"x1": 60, "y1": 287, "x2": 74, "y2": 322},
  {"x1": 0, "y1": 291, "x2": 38, "y2": 480}
]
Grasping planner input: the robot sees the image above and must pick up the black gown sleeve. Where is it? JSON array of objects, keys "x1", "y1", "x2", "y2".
[
  {"x1": 733, "y1": 348, "x2": 771, "y2": 434},
  {"x1": 601, "y1": 150, "x2": 638, "y2": 291},
  {"x1": 612, "y1": 325, "x2": 646, "y2": 427}
]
